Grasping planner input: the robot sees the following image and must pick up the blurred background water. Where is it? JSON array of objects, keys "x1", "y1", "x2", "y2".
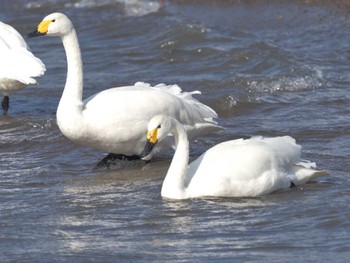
[{"x1": 0, "y1": 0, "x2": 349, "y2": 262}]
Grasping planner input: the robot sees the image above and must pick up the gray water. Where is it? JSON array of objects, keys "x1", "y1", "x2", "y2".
[{"x1": 1, "y1": 0, "x2": 349, "y2": 262}]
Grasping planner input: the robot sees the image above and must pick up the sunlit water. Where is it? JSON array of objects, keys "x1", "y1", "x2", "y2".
[{"x1": 1, "y1": 0, "x2": 350, "y2": 262}]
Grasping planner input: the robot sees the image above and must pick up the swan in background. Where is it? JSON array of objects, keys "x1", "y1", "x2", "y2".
[
  {"x1": 142, "y1": 115, "x2": 329, "y2": 199},
  {"x1": 27, "y1": 13, "x2": 221, "y2": 159},
  {"x1": 0, "y1": 21, "x2": 45, "y2": 115}
]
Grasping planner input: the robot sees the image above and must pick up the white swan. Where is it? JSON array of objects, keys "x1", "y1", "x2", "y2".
[
  {"x1": 27, "y1": 13, "x2": 221, "y2": 158},
  {"x1": 0, "y1": 21, "x2": 45, "y2": 115},
  {"x1": 142, "y1": 115, "x2": 329, "y2": 199}
]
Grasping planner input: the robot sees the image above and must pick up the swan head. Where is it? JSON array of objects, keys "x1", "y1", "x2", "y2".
[
  {"x1": 141, "y1": 115, "x2": 173, "y2": 159},
  {"x1": 28, "y1": 12, "x2": 73, "y2": 38}
]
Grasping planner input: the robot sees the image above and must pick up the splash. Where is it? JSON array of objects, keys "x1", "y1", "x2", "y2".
[
  {"x1": 119, "y1": 0, "x2": 162, "y2": 16},
  {"x1": 68, "y1": 0, "x2": 162, "y2": 16},
  {"x1": 248, "y1": 67, "x2": 325, "y2": 93},
  {"x1": 26, "y1": 0, "x2": 162, "y2": 16}
]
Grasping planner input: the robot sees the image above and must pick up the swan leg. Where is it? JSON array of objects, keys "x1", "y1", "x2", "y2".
[
  {"x1": 1, "y1": 96, "x2": 9, "y2": 115},
  {"x1": 95, "y1": 153, "x2": 142, "y2": 169}
]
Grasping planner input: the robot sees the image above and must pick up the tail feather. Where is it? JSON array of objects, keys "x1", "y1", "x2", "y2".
[{"x1": 292, "y1": 162, "x2": 329, "y2": 185}]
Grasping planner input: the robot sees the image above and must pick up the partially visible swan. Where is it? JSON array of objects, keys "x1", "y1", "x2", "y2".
[
  {"x1": 0, "y1": 21, "x2": 45, "y2": 115},
  {"x1": 142, "y1": 115, "x2": 329, "y2": 199},
  {"x1": 28, "y1": 13, "x2": 221, "y2": 158}
]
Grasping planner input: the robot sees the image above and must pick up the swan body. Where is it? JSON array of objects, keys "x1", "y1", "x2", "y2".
[
  {"x1": 142, "y1": 115, "x2": 328, "y2": 199},
  {"x1": 28, "y1": 13, "x2": 221, "y2": 157},
  {"x1": 0, "y1": 21, "x2": 45, "y2": 114}
]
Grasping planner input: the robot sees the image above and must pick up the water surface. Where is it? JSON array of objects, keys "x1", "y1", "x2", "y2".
[{"x1": 1, "y1": 0, "x2": 349, "y2": 262}]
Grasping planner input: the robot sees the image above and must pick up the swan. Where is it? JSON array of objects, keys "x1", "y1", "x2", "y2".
[
  {"x1": 0, "y1": 21, "x2": 45, "y2": 115},
  {"x1": 27, "y1": 12, "x2": 221, "y2": 159},
  {"x1": 142, "y1": 115, "x2": 329, "y2": 199}
]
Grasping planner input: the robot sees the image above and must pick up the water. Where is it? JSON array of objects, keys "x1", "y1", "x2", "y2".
[{"x1": 1, "y1": 0, "x2": 350, "y2": 262}]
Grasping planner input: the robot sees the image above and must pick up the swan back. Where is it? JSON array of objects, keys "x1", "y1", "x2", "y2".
[
  {"x1": 81, "y1": 83, "x2": 221, "y2": 156},
  {"x1": 185, "y1": 136, "x2": 327, "y2": 197}
]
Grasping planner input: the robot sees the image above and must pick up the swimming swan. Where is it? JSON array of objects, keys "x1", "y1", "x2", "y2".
[
  {"x1": 142, "y1": 115, "x2": 328, "y2": 199},
  {"x1": 28, "y1": 13, "x2": 221, "y2": 158},
  {"x1": 0, "y1": 21, "x2": 45, "y2": 115}
]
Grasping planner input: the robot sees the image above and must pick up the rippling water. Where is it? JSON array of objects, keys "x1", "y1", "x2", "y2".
[{"x1": 1, "y1": 0, "x2": 350, "y2": 262}]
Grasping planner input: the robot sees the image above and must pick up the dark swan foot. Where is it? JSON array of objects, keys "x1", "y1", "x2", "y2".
[
  {"x1": 290, "y1": 181, "x2": 296, "y2": 188},
  {"x1": 94, "y1": 153, "x2": 143, "y2": 169},
  {"x1": 1, "y1": 96, "x2": 9, "y2": 115}
]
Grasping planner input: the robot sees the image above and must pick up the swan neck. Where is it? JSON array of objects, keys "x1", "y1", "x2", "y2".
[
  {"x1": 161, "y1": 119, "x2": 189, "y2": 199},
  {"x1": 60, "y1": 28, "x2": 83, "y2": 106}
]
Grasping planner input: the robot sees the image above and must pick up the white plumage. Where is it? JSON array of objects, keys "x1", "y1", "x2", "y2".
[
  {"x1": 0, "y1": 21, "x2": 45, "y2": 115},
  {"x1": 143, "y1": 115, "x2": 328, "y2": 199},
  {"x1": 28, "y1": 13, "x2": 221, "y2": 157}
]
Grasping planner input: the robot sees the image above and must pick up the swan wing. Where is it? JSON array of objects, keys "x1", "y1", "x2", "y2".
[
  {"x1": 0, "y1": 21, "x2": 45, "y2": 93},
  {"x1": 0, "y1": 21, "x2": 27, "y2": 48}
]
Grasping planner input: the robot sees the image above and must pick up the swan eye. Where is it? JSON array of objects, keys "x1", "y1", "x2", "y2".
[
  {"x1": 157, "y1": 125, "x2": 161, "y2": 129},
  {"x1": 52, "y1": 19, "x2": 56, "y2": 22}
]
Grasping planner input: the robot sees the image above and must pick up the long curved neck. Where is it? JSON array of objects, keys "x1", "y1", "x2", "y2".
[
  {"x1": 58, "y1": 28, "x2": 83, "y2": 114},
  {"x1": 161, "y1": 120, "x2": 189, "y2": 199}
]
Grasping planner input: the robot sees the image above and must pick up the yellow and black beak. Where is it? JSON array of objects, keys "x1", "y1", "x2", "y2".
[
  {"x1": 28, "y1": 20, "x2": 51, "y2": 38},
  {"x1": 140, "y1": 128, "x2": 159, "y2": 157}
]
